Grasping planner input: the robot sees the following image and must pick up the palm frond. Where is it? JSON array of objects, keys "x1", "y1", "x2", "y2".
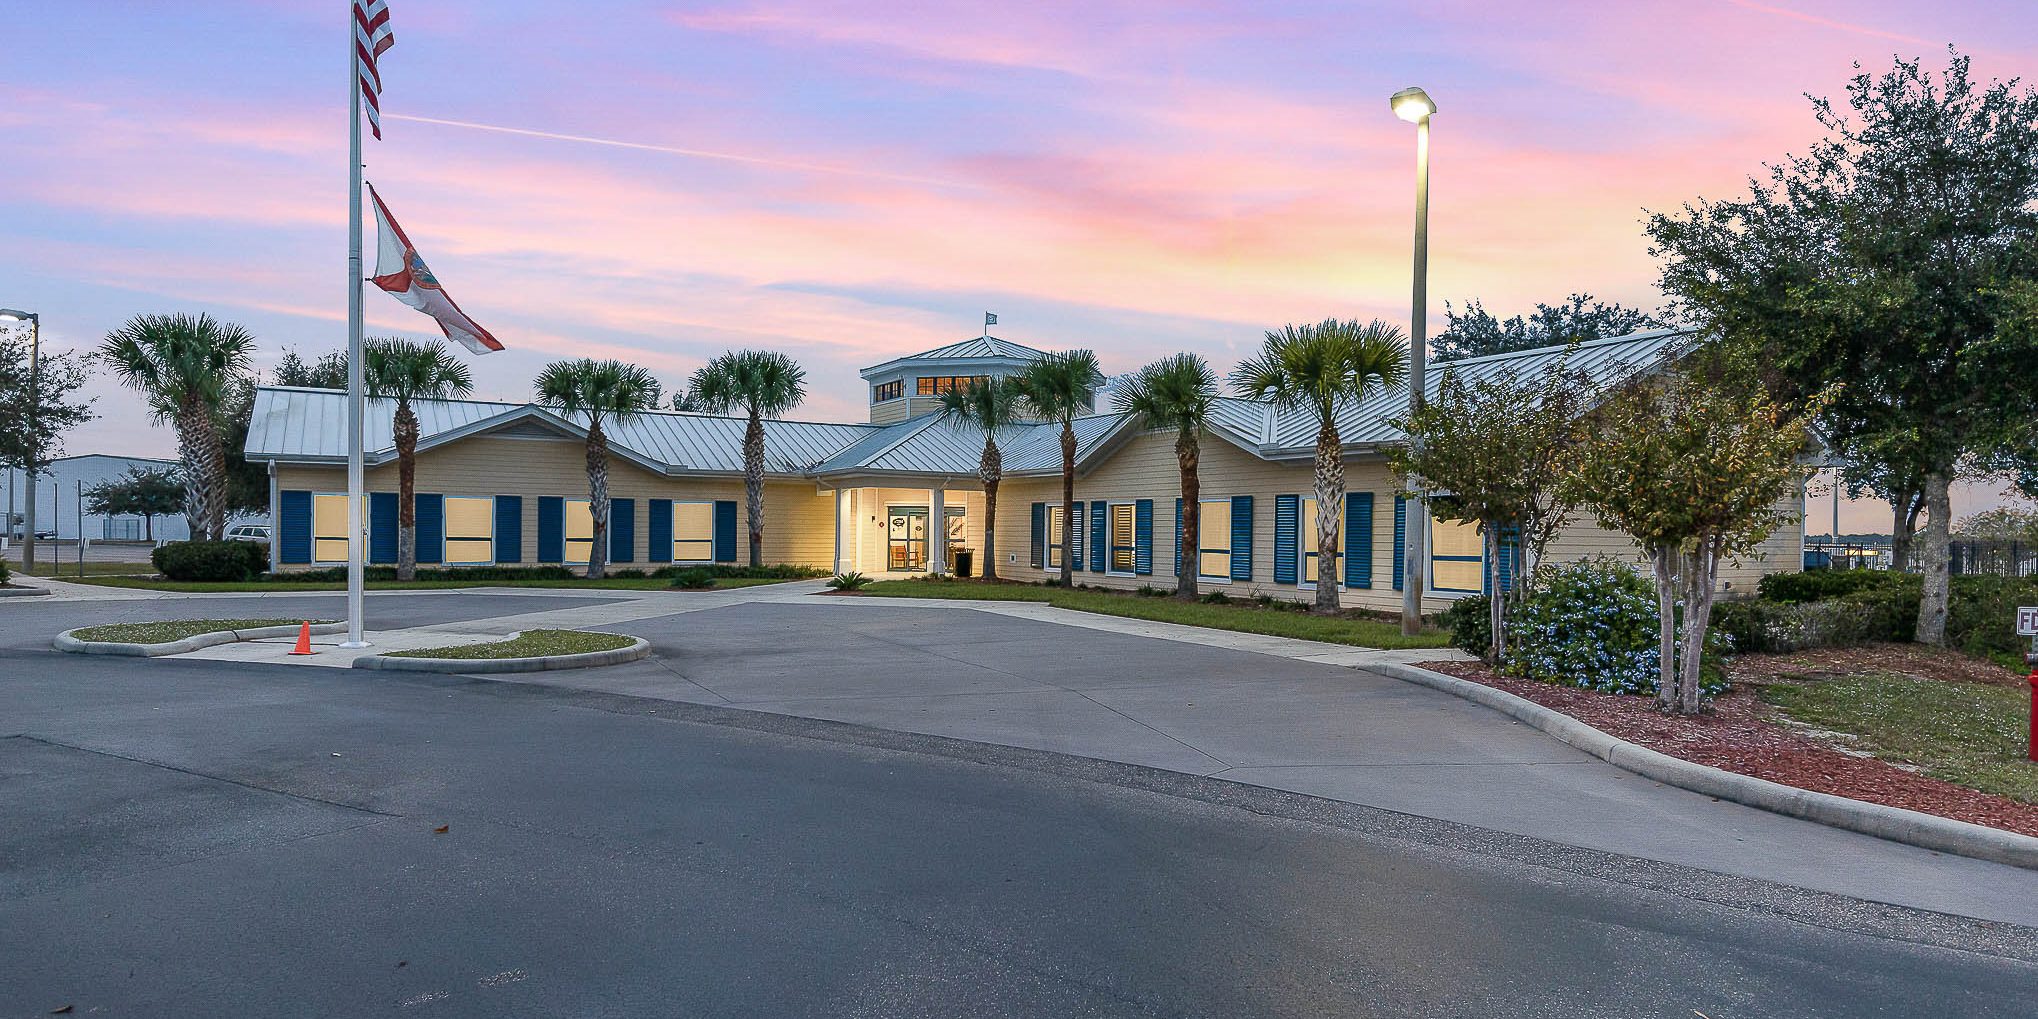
[
  {"x1": 364, "y1": 336, "x2": 474, "y2": 403},
  {"x1": 1014, "y1": 349, "x2": 1105, "y2": 424},
  {"x1": 687, "y1": 349, "x2": 809, "y2": 419},
  {"x1": 1114, "y1": 353, "x2": 1215, "y2": 435}
]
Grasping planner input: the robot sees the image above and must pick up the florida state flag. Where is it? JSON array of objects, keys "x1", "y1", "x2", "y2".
[{"x1": 369, "y1": 184, "x2": 504, "y2": 354}]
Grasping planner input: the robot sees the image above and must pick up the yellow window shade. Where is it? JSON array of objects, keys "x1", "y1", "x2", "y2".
[
  {"x1": 565, "y1": 499, "x2": 593, "y2": 562},
  {"x1": 313, "y1": 493, "x2": 351, "y2": 563},
  {"x1": 673, "y1": 501, "x2": 714, "y2": 562},
  {"x1": 1198, "y1": 499, "x2": 1230, "y2": 579},
  {"x1": 445, "y1": 496, "x2": 493, "y2": 564}
]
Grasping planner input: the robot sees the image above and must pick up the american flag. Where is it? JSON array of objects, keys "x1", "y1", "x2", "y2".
[{"x1": 354, "y1": 0, "x2": 395, "y2": 139}]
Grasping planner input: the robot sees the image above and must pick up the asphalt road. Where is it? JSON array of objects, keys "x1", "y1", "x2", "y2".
[{"x1": 6, "y1": 645, "x2": 2038, "y2": 1017}]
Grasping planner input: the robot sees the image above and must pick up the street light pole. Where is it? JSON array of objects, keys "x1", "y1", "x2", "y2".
[
  {"x1": 1390, "y1": 87, "x2": 1435, "y2": 637},
  {"x1": 1, "y1": 309, "x2": 38, "y2": 574}
]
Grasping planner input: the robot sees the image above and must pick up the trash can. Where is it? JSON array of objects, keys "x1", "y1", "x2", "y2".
[{"x1": 953, "y1": 549, "x2": 974, "y2": 578}]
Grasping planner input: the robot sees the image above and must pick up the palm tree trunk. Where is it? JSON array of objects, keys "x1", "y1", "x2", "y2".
[
  {"x1": 1176, "y1": 429, "x2": 1199, "y2": 601},
  {"x1": 1059, "y1": 419, "x2": 1076, "y2": 588},
  {"x1": 980, "y1": 436, "x2": 1001, "y2": 582},
  {"x1": 586, "y1": 418, "x2": 610, "y2": 580},
  {"x1": 176, "y1": 396, "x2": 219, "y2": 542},
  {"x1": 745, "y1": 410, "x2": 766, "y2": 568},
  {"x1": 395, "y1": 402, "x2": 419, "y2": 582},
  {"x1": 1312, "y1": 420, "x2": 1343, "y2": 614}
]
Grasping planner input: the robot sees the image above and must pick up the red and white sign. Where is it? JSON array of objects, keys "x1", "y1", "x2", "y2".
[
  {"x1": 2019, "y1": 606, "x2": 2038, "y2": 637},
  {"x1": 369, "y1": 185, "x2": 504, "y2": 355}
]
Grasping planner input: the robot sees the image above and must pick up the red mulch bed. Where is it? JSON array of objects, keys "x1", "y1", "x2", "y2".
[{"x1": 1424, "y1": 657, "x2": 2038, "y2": 838}]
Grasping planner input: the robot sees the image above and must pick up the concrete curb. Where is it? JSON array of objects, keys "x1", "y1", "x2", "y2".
[
  {"x1": 54, "y1": 621, "x2": 347, "y2": 657},
  {"x1": 351, "y1": 633, "x2": 651, "y2": 674},
  {"x1": 1367, "y1": 661, "x2": 2038, "y2": 871},
  {"x1": 0, "y1": 585, "x2": 53, "y2": 597}
]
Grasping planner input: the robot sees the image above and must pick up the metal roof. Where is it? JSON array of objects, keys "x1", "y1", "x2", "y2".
[{"x1": 859, "y1": 334, "x2": 1050, "y2": 379}]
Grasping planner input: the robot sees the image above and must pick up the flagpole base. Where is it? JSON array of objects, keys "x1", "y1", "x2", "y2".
[{"x1": 339, "y1": 640, "x2": 373, "y2": 649}]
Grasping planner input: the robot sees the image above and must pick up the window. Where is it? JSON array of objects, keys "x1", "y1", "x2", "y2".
[
  {"x1": 1047, "y1": 506, "x2": 1064, "y2": 568},
  {"x1": 1198, "y1": 499, "x2": 1231, "y2": 579},
  {"x1": 872, "y1": 379, "x2": 903, "y2": 403},
  {"x1": 564, "y1": 499, "x2": 594, "y2": 563},
  {"x1": 915, "y1": 375, "x2": 992, "y2": 396},
  {"x1": 1304, "y1": 497, "x2": 1336, "y2": 586},
  {"x1": 1109, "y1": 503, "x2": 1136, "y2": 574},
  {"x1": 672, "y1": 501, "x2": 714, "y2": 563},
  {"x1": 445, "y1": 497, "x2": 494, "y2": 564},
  {"x1": 313, "y1": 493, "x2": 351, "y2": 563},
  {"x1": 1431, "y1": 516, "x2": 1484, "y2": 593}
]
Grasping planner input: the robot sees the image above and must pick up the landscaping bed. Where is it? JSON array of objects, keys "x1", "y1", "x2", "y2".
[
  {"x1": 69, "y1": 618, "x2": 323, "y2": 644},
  {"x1": 1425, "y1": 647, "x2": 2038, "y2": 837},
  {"x1": 383, "y1": 629, "x2": 637, "y2": 660},
  {"x1": 856, "y1": 577, "x2": 1452, "y2": 650}
]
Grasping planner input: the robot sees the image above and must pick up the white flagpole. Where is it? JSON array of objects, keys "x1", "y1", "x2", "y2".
[{"x1": 343, "y1": 1, "x2": 369, "y2": 647}]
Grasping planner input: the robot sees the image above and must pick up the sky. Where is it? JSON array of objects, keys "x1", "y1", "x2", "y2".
[{"x1": 3, "y1": 0, "x2": 2035, "y2": 531}]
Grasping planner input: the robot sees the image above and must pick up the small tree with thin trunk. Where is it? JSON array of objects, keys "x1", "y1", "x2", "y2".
[
  {"x1": 1113, "y1": 354, "x2": 1217, "y2": 601},
  {"x1": 937, "y1": 378, "x2": 1024, "y2": 582},
  {"x1": 1230, "y1": 319, "x2": 1408, "y2": 614},
  {"x1": 688, "y1": 350, "x2": 807, "y2": 568},
  {"x1": 1565, "y1": 373, "x2": 1822, "y2": 713},
  {"x1": 536, "y1": 359, "x2": 662, "y2": 580},
  {"x1": 98, "y1": 313, "x2": 255, "y2": 542},
  {"x1": 1014, "y1": 350, "x2": 1105, "y2": 588},
  {"x1": 365, "y1": 337, "x2": 474, "y2": 581},
  {"x1": 1386, "y1": 352, "x2": 1597, "y2": 660},
  {"x1": 85, "y1": 467, "x2": 184, "y2": 542}
]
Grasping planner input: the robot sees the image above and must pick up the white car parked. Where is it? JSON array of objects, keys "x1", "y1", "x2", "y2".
[{"x1": 224, "y1": 524, "x2": 272, "y2": 544}]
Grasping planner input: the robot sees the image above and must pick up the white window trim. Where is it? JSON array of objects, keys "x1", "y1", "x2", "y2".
[
  {"x1": 1428, "y1": 512, "x2": 1484, "y2": 597},
  {"x1": 669, "y1": 499, "x2": 717, "y2": 565},
  {"x1": 1046, "y1": 504, "x2": 1066, "y2": 570},
  {"x1": 1106, "y1": 500, "x2": 1138, "y2": 578},
  {"x1": 442, "y1": 495, "x2": 496, "y2": 567}
]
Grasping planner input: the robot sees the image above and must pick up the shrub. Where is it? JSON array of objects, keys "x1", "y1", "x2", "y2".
[
  {"x1": 1756, "y1": 569, "x2": 1915, "y2": 604},
  {"x1": 1947, "y1": 574, "x2": 2038, "y2": 667},
  {"x1": 1503, "y1": 556, "x2": 1728, "y2": 697},
  {"x1": 668, "y1": 568, "x2": 716, "y2": 589},
  {"x1": 1711, "y1": 597, "x2": 1892, "y2": 653},
  {"x1": 1135, "y1": 585, "x2": 1169, "y2": 598},
  {"x1": 152, "y1": 540, "x2": 268, "y2": 582},
  {"x1": 1200, "y1": 590, "x2": 1232, "y2": 604},
  {"x1": 826, "y1": 571, "x2": 871, "y2": 591},
  {"x1": 1439, "y1": 595, "x2": 1493, "y2": 657},
  {"x1": 0, "y1": 558, "x2": 10, "y2": 584},
  {"x1": 650, "y1": 563, "x2": 829, "y2": 581}
]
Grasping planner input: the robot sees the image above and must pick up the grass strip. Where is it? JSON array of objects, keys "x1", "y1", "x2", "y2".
[
  {"x1": 384, "y1": 629, "x2": 636, "y2": 660},
  {"x1": 1761, "y1": 671, "x2": 2038, "y2": 804},
  {"x1": 67, "y1": 575, "x2": 792, "y2": 594},
  {"x1": 69, "y1": 618, "x2": 330, "y2": 644},
  {"x1": 857, "y1": 579, "x2": 1452, "y2": 650}
]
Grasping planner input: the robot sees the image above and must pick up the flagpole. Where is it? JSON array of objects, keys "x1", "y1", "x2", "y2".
[{"x1": 343, "y1": 2, "x2": 369, "y2": 648}]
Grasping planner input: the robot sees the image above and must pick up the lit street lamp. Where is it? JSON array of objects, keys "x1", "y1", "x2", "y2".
[
  {"x1": 1389, "y1": 87, "x2": 1434, "y2": 637},
  {"x1": 0, "y1": 308, "x2": 39, "y2": 574}
]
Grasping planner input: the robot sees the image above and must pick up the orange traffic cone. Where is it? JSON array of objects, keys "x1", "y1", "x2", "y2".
[{"x1": 289, "y1": 621, "x2": 315, "y2": 656}]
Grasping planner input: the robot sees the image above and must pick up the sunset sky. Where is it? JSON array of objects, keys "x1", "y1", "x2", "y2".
[{"x1": 4, "y1": 0, "x2": 2034, "y2": 529}]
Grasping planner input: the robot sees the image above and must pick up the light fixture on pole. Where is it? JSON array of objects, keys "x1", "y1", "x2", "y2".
[
  {"x1": 0, "y1": 308, "x2": 40, "y2": 574},
  {"x1": 1388, "y1": 87, "x2": 1433, "y2": 637}
]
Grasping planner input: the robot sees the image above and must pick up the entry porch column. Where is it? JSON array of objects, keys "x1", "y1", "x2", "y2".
[
  {"x1": 928, "y1": 487, "x2": 946, "y2": 575},
  {"x1": 832, "y1": 487, "x2": 846, "y2": 575}
]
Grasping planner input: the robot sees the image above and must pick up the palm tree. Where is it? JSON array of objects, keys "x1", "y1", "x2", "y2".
[
  {"x1": 1114, "y1": 354, "x2": 1217, "y2": 601},
  {"x1": 535, "y1": 358, "x2": 662, "y2": 579},
  {"x1": 687, "y1": 350, "x2": 807, "y2": 567},
  {"x1": 365, "y1": 337, "x2": 474, "y2": 581},
  {"x1": 937, "y1": 377, "x2": 1024, "y2": 582},
  {"x1": 98, "y1": 313, "x2": 256, "y2": 542},
  {"x1": 1231, "y1": 319, "x2": 1408, "y2": 613},
  {"x1": 1014, "y1": 349, "x2": 1105, "y2": 587}
]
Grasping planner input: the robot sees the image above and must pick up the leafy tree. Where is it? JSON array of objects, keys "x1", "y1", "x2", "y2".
[
  {"x1": 98, "y1": 313, "x2": 256, "y2": 541},
  {"x1": 1386, "y1": 350, "x2": 1599, "y2": 659},
  {"x1": 1014, "y1": 350, "x2": 1106, "y2": 588},
  {"x1": 1646, "y1": 51, "x2": 2038, "y2": 645},
  {"x1": 1231, "y1": 319, "x2": 1408, "y2": 614},
  {"x1": 365, "y1": 337, "x2": 474, "y2": 581},
  {"x1": 1433, "y1": 294, "x2": 1664, "y2": 362},
  {"x1": 1565, "y1": 374, "x2": 1822, "y2": 713},
  {"x1": 1113, "y1": 354, "x2": 1217, "y2": 601},
  {"x1": 1954, "y1": 505, "x2": 2038, "y2": 545},
  {"x1": 273, "y1": 348, "x2": 349, "y2": 389},
  {"x1": 687, "y1": 350, "x2": 808, "y2": 568},
  {"x1": 85, "y1": 466, "x2": 184, "y2": 541},
  {"x1": 670, "y1": 390, "x2": 705, "y2": 413},
  {"x1": 937, "y1": 377, "x2": 1025, "y2": 581},
  {"x1": 535, "y1": 359, "x2": 661, "y2": 580},
  {"x1": 0, "y1": 325, "x2": 97, "y2": 491}
]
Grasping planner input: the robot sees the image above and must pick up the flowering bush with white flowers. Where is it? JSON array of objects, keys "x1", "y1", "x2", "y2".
[{"x1": 1502, "y1": 556, "x2": 1727, "y2": 697}]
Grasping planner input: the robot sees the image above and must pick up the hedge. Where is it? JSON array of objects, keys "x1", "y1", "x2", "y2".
[{"x1": 152, "y1": 540, "x2": 269, "y2": 582}]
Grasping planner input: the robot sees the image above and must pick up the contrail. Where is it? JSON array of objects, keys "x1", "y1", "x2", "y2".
[{"x1": 384, "y1": 113, "x2": 977, "y2": 190}]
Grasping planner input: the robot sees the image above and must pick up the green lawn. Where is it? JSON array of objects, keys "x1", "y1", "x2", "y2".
[
  {"x1": 69, "y1": 618, "x2": 329, "y2": 644},
  {"x1": 385, "y1": 628, "x2": 636, "y2": 659},
  {"x1": 856, "y1": 579, "x2": 1453, "y2": 650},
  {"x1": 1761, "y1": 672, "x2": 2038, "y2": 804},
  {"x1": 66, "y1": 575, "x2": 797, "y2": 594},
  {"x1": 8, "y1": 561, "x2": 160, "y2": 578}
]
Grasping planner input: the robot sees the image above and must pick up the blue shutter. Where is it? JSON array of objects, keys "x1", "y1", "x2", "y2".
[
  {"x1": 648, "y1": 500, "x2": 672, "y2": 563},
  {"x1": 538, "y1": 496, "x2": 564, "y2": 563},
  {"x1": 713, "y1": 501, "x2": 738, "y2": 562},
  {"x1": 369, "y1": 492, "x2": 398, "y2": 564},
  {"x1": 1174, "y1": 498, "x2": 1184, "y2": 577},
  {"x1": 1090, "y1": 502, "x2": 1107, "y2": 573},
  {"x1": 1496, "y1": 524, "x2": 1520, "y2": 594},
  {"x1": 1392, "y1": 495, "x2": 1406, "y2": 591},
  {"x1": 494, "y1": 496, "x2": 522, "y2": 563},
  {"x1": 1346, "y1": 492, "x2": 1374, "y2": 589},
  {"x1": 415, "y1": 494, "x2": 444, "y2": 564},
  {"x1": 1229, "y1": 495, "x2": 1253, "y2": 581},
  {"x1": 1067, "y1": 503, "x2": 1084, "y2": 574},
  {"x1": 279, "y1": 490, "x2": 312, "y2": 564},
  {"x1": 1274, "y1": 494, "x2": 1299, "y2": 584},
  {"x1": 1133, "y1": 499, "x2": 1153, "y2": 576},
  {"x1": 1030, "y1": 502, "x2": 1045, "y2": 568},
  {"x1": 609, "y1": 498, "x2": 635, "y2": 563}
]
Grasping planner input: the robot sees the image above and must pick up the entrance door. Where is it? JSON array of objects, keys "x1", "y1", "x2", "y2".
[{"x1": 887, "y1": 507, "x2": 928, "y2": 571}]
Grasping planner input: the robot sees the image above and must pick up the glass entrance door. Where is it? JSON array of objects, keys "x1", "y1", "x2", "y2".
[{"x1": 887, "y1": 507, "x2": 929, "y2": 571}]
